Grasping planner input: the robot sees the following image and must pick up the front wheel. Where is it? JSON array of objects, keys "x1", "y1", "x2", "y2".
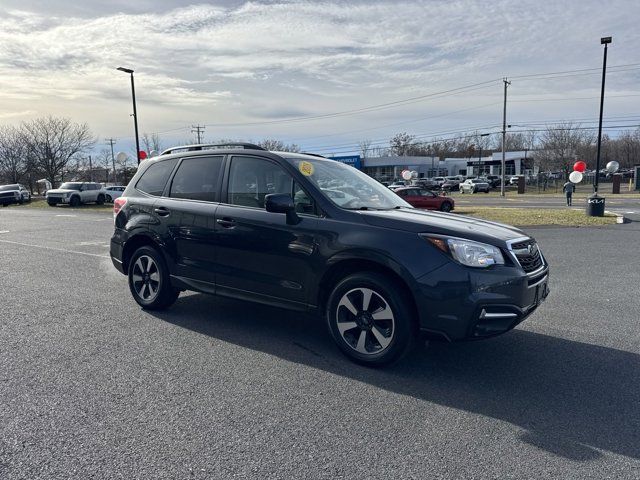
[
  {"x1": 69, "y1": 196, "x2": 81, "y2": 207},
  {"x1": 128, "y1": 246, "x2": 180, "y2": 310},
  {"x1": 326, "y1": 272, "x2": 416, "y2": 367},
  {"x1": 105, "y1": 194, "x2": 112, "y2": 203},
  {"x1": 440, "y1": 201, "x2": 452, "y2": 212}
]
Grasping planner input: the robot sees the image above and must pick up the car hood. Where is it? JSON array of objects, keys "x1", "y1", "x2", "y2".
[
  {"x1": 359, "y1": 208, "x2": 526, "y2": 246},
  {"x1": 47, "y1": 189, "x2": 77, "y2": 195}
]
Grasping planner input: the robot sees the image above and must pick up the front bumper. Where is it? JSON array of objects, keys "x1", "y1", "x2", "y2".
[
  {"x1": 414, "y1": 262, "x2": 549, "y2": 341},
  {"x1": 47, "y1": 196, "x2": 69, "y2": 204}
]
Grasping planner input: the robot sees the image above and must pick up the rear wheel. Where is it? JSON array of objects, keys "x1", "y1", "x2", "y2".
[
  {"x1": 96, "y1": 194, "x2": 105, "y2": 205},
  {"x1": 326, "y1": 272, "x2": 416, "y2": 367},
  {"x1": 128, "y1": 246, "x2": 179, "y2": 310}
]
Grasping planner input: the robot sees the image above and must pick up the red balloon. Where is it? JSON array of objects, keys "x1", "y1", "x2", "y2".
[
  {"x1": 573, "y1": 161, "x2": 586, "y2": 172},
  {"x1": 138, "y1": 150, "x2": 148, "y2": 160}
]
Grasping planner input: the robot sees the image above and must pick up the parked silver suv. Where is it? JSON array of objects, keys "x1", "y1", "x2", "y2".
[{"x1": 46, "y1": 182, "x2": 105, "y2": 207}]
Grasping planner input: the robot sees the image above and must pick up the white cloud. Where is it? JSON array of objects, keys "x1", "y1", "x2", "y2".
[{"x1": 0, "y1": 1, "x2": 638, "y2": 151}]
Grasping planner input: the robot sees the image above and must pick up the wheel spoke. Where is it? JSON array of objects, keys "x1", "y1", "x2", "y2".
[
  {"x1": 132, "y1": 274, "x2": 143, "y2": 283},
  {"x1": 337, "y1": 321, "x2": 358, "y2": 335},
  {"x1": 372, "y1": 305, "x2": 393, "y2": 321},
  {"x1": 134, "y1": 258, "x2": 144, "y2": 275},
  {"x1": 355, "y1": 330, "x2": 368, "y2": 353},
  {"x1": 361, "y1": 288, "x2": 373, "y2": 312},
  {"x1": 149, "y1": 272, "x2": 160, "y2": 282},
  {"x1": 371, "y1": 326, "x2": 392, "y2": 350},
  {"x1": 338, "y1": 296, "x2": 358, "y2": 316}
]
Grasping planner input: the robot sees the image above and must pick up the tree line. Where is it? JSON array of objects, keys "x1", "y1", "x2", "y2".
[{"x1": 364, "y1": 123, "x2": 640, "y2": 173}]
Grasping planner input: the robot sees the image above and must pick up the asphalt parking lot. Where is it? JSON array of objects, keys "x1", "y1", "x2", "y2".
[{"x1": 1, "y1": 207, "x2": 639, "y2": 479}]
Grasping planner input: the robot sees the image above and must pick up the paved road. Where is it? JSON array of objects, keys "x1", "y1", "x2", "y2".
[{"x1": 1, "y1": 207, "x2": 639, "y2": 479}]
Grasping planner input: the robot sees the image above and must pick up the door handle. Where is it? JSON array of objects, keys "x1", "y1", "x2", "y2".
[
  {"x1": 154, "y1": 207, "x2": 170, "y2": 217},
  {"x1": 216, "y1": 218, "x2": 236, "y2": 228}
]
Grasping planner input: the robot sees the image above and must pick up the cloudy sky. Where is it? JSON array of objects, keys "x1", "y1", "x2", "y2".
[{"x1": 0, "y1": 0, "x2": 639, "y2": 155}]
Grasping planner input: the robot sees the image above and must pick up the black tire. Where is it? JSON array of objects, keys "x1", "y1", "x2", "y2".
[
  {"x1": 47, "y1": 201, "x2": 57, "y2": 207},
  {"x1": 105, "y1": 194, "x2": 112, "y2": 203},
  {"x1": 440, "y1": 201, "x2": 452, "y2": 212},
  {"x1": 128, "y1": 245, "x2": 180, "y2": 310},
  {"x1": 326, "y1": 272, "x2": 416, "y2": 367},
  {"x1": 69, "y1": 195, "x2": 81, "y2": 207},
  {"x1": 96, "y1": 194, "x2": 105, "y2": 205},
  {"x1": 459, "y1": 188, "x2": 464, "y2": 194}
]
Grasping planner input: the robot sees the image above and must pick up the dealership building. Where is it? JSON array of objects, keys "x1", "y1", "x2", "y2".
[{"x1": 334, "y1": 151, "x2": 535, "y2": 181}]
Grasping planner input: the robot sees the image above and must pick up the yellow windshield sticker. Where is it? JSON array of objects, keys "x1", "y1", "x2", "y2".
[{"x1": 299, "y1": 161, "x2": 314, "y2": 176}]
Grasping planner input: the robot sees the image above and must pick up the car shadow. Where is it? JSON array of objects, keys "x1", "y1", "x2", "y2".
[{"x1": 149, "y1": 293, "x2": 640, "y2": 462}]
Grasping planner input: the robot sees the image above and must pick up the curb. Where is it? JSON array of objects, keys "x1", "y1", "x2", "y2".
[{"x1": 605, "y1": 210, "x2": 628, "y2": 224}]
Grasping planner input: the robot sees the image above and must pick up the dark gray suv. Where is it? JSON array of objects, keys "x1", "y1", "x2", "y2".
[{"x1": 110, "y1": 143, "x2": 549, "y2": 366}]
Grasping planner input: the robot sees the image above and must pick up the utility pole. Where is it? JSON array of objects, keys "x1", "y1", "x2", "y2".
[
  {"x1": 88, "y1": 155, "x2": 93, "y2": 182},
  {"x1": 106, "y1": 138, "x2": 117, "y2": 184},
  {"x1": 191, "y1": 124, "x2": 205, "y2": 144},
  {"x1": 501, "y1": 77, "x2": 511, "y2": 197}
]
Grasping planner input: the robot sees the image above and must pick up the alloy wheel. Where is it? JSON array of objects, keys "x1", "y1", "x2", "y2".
[
  {"x1": 131, "y1": 255, "x2": 161, "y2": 301},
  {"x1": 335, "y1": 287, "x2": 395, "y2": 355}
]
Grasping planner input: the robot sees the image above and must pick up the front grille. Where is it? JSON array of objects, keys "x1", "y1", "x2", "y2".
[{"x1": 511, "y1": 238, "x2": 544, "y2": 273}]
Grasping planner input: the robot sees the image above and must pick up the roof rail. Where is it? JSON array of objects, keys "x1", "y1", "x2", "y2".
[{"x1": 160, "y1": 143, "x2": 266, "y2": 156}]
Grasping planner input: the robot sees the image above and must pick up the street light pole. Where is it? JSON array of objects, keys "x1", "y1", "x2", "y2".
[
  {"x1": 594, "y1": 37, "x2": 611, "y2": 194},
  {"x1": 117, "y1": 67, "x2": 141, "y2": 165}
]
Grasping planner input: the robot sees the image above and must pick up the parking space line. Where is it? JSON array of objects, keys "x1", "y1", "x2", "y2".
[
  {"x1": 0, "y1": 230, "x2": 9, "y2": 234},
  {"x1": 0, "y1": 239, "x2": 109, "y2": 259}
]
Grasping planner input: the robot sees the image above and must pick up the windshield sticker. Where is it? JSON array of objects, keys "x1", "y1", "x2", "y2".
[{"x1": 299, "y1": 161, "x2": 314, "y2": 176}]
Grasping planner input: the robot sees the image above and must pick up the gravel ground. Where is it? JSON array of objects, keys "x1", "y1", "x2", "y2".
[{"x1": 1, "y1": 208, "x2": 639, "y2": 479}]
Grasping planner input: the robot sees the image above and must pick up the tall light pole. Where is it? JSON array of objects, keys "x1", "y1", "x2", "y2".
[
  {"x1": 587, "y1": 36, "x2": 611, "y2": 216},
  {"x1": 594, "y1": 37, "x2": 611, "y2": 195},
  {"x1": 117, "y1": 67, "x2": 141, "y2": 165}
]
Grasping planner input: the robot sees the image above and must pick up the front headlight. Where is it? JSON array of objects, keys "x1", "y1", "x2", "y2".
[{"x1": 423, "y1": 235, "x2": 504, "y2": 268}]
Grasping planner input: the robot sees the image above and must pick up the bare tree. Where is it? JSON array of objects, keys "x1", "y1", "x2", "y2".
[
  {"x1": 257, "y1": 139, "x2": 301, "y2": 152},
  {"x1": 21, "y1": 116, "x2": 94, "y2": 187},
  {"x1": 537, "y1": 122, "x2": 594, "y2": 172},
  {"x1": 0, "y1": 125, "x2": 29, "y2": 184},
  {"x1": 358, "y1": 139, "x2": 372, "y2": 159},
  {"x1": 389, "y1": 132, "x2": 418, "y2": 156},
  {"x1": 141, "y1": 132, "x2": 163, "y2": 155}
]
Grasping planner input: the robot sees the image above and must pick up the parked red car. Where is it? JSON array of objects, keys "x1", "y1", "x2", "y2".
[{"x1": 394, "y1": 187, "x2": 455, "y2": 212}]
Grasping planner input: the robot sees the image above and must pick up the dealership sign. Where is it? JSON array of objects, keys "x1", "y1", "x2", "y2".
[{"x1": 328, "y1": 155, "x2": 362, "y2": 169}]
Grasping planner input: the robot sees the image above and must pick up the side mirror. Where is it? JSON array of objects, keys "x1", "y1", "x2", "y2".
[{"x1": 265, "y1": 193, "x2": 300, "y2": 225}]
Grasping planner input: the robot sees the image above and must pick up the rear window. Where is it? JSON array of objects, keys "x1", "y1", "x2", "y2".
[
  {"x1": 136, "y1": 159, "x2": 178, "y2": 196},
  {"x1": 169, "y1": 156, "x2": 223, "y2": 202}
]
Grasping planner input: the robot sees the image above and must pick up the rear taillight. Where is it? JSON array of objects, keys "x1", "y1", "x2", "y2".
[{"x1": 113, "y1": 197, "x2": 127, "y2": 222}]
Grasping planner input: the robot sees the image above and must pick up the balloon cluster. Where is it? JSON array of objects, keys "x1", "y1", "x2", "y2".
[{"x1": 569, "y1": 161, "x2": 586, "y2": 184}]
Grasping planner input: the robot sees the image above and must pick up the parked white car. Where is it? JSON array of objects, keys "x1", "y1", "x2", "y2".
[
  {"x1": 459, "y1": 178, "x2": 491, "y2": 193},
  {"x1": 0, "y1": 184, "x2": 31, "y2": 206},
  {"x1": 102, "y1": 186, "x2": 126, "y2": 202},
  {"x1": 46, "y1": 182, "x2": 105, "y2": 207}
]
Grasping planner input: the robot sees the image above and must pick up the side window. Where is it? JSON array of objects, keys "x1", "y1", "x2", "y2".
[
  {"x1": 136, "y1": 159, "x2": 178, "y2": 196},
  {"x1": 228, "y1": 156, "x2": 292, "y2": 208},
  {"x1": 420, "y1": 190, "x2": 435, "y2": 197},
  {"x1": 169, "y1": 156, "x2": 223, "y2": 202}
]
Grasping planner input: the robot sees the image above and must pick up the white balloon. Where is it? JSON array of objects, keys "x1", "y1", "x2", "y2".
[
  {"x1": 401, "y1": 170, "x2": 412, "y2": 180},
  {"x1": 569, "y1": 171, "x2": 583, "y2": 183},
  {"x1": 116, "y1": 151, "x2": 128, "y2": 162},
  {"x1": 606, "y1": 160, "x2": 619, "y2": 173}
]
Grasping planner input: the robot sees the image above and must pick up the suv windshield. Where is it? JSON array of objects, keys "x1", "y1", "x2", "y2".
[
  {"x1": 0, "y1": 184, "x2": 19, "y2": 191},
  {"x1": 59, "y1": 182, "x2": 83, "y2": 190},
  {"x1": 284, "y1": 156, "x2": 411, "y2": 210}
]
